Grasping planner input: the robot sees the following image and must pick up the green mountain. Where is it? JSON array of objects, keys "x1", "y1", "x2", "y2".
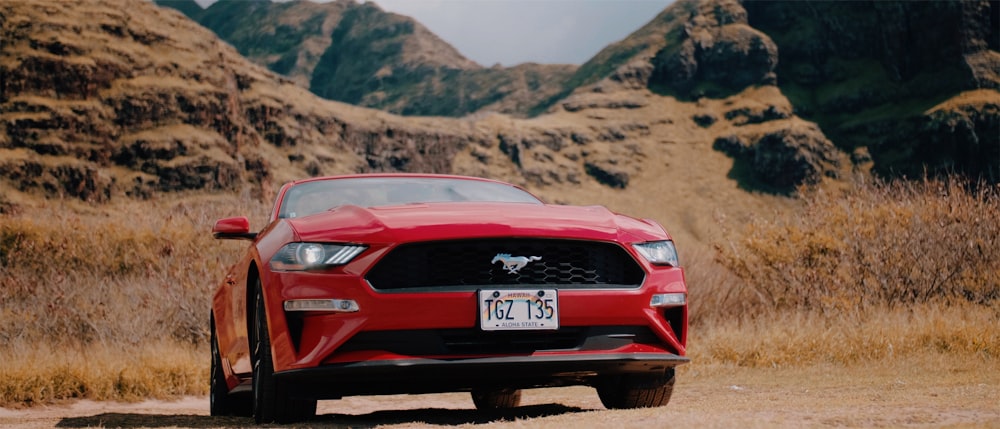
[{"x1": 156, "y1": 0, "x2": 576, "y2": 118}]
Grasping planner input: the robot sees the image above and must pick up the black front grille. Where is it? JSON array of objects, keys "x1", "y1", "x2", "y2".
[{"x1": 366, "y1": 238, "x2": 645, "y2": 291}]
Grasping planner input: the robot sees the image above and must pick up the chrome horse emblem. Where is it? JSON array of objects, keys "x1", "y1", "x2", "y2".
[{"x1": 492, "y1": 253, "x2": 542, "y2": 274}]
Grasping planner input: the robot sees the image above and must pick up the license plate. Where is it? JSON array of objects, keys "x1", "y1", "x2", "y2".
[{"x1": 478, "y1": 289, "x2": 559, "y2": 331}]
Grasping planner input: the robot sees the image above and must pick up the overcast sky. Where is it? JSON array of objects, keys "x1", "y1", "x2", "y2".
[
  {"x1": 369, "y1": 0, "x2": 673, "y2": 66},
  {"x1": 193, "y1": 0, "x2": 673, "y2": 66}
]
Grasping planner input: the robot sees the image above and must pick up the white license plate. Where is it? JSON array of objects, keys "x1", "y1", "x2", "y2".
[{"x1": 478, "y1": 289, "x2": 559, "y2": 331}]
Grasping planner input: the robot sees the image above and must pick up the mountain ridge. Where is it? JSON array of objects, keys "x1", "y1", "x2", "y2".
[{"x1": 157, "y1": 0, "x2": 577, "y2": 118}]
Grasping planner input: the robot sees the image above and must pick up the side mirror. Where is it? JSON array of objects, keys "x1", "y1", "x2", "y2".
[{"x1": 213, "y1": 216, "x2": 257, "y2": 240}]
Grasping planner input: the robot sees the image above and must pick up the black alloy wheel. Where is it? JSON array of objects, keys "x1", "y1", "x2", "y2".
[
  {"x1": 210, "y1": 313, "x2": 252, "y2": 417},
  {"x1": 252, "y1": 278, "x2": 317, "y2": 423}
]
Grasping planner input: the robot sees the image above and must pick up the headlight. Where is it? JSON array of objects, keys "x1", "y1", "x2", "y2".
[
  {"x1": 633, "y1": 240, "x2": 680, "y2": 267},
  {"x1": 270, "y1": 243, "x2": 367, "y2": 271}
]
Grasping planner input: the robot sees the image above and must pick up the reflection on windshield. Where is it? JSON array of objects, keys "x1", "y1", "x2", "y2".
[{"x1": 279, "y1": 177, "x2": 542, "y2": 218}]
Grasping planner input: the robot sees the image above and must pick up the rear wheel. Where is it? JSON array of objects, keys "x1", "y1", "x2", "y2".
[
  {"x1": 596, "y1": 370, "x2": 676, "y2": 409},
  {"x1": 471, "y1": 388, "x2": 522, "y2": 410},
  {"x1": 210, "y1": 313, "x2": 251, "y2": 417},
  {"x1": 252, "y1": 279, "x2": 316, "y2": 424}
]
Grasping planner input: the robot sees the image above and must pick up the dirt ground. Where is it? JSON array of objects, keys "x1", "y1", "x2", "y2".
[{"x1": 2, "y1": 356, "x2": 998, "y2": 429}]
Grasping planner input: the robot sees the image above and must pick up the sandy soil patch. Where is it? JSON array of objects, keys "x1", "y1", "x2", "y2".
[{"x1": 3, "y1": 356, "x2": 997, "y2": 428}]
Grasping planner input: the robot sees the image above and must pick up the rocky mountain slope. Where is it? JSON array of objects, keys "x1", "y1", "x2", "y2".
[
  {"x1": 558, "y1": 0, "x2": 999, "y2": 184},
  {"x1": 740, "y1": 0, "x2": 1000, "y2": 181},
  {"x1": 156, "y1": 0, "x2": 577, "y2": 118},
  {"x1": 1, "y1": 0, "x2": 997, "y2": 246},
  {"x1": 0, "y1": 0, "x2": 673, "y2": 199},
  {"x1": 165, "y1": 0, "x2": 998, "y2": 185}
]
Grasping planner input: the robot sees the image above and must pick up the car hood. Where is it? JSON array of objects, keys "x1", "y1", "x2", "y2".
[{"x1": 285, "y1": 202, "x2": 670, "y2": 244}]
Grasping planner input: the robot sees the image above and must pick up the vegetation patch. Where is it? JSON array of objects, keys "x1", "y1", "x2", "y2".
[
  {"x1": 1, "y1": 177, "x2": 997, "y2": 405},
  {"x1": 0, "y1": 341, "x2": 204, "y2": 406},
  {"x1": 713, "y1": 177, "x2": 999, "y2": 315}
]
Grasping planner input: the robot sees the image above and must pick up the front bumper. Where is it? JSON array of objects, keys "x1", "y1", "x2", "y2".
[
  {"x1": 270, "y1": 276, "x2": 688, "y2": 371},
  {"x1": 274, "y1": 352, "x2": 689, "y2": 399}
]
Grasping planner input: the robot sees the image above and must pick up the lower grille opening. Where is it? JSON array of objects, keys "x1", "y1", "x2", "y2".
[
  {"x1": 336, "y1": 326, "x2": 660, "y2": 356},
  {"x1": 441, "y1": 330, "x2": 582, "y2": 354}
]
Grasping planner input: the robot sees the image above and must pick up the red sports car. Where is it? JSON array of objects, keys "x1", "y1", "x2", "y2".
[{"x1": 210, "y1": 174, "x2": 688, "y2": 423}]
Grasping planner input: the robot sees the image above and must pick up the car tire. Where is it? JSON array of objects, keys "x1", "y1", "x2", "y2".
[
  {"x1": 596, "y1": 370, "x2": 675, "y2": 409},
  {"x1": 252, "y1": 279, "x2": 317, "y2": 424},
  {"x1": 210, "y1": 313, "x2": 252, "y2": 417},
  {"x1": 471, "y1": 388, "x2": 522, "y2": 410}
]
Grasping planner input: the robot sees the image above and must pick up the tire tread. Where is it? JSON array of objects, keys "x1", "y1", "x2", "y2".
[
  {"x1": 597, "y1": 371, "x2": 676, "y2": 409},
  {"x1": 471, "y1": 388, "x2": 522, "y2": 410}
]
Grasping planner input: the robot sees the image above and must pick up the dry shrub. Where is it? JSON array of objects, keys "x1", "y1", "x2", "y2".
[
  {"x1": 681, "y1": 245, "x2": 744, "y2": 326},
  {"x1": 0, "y1": 340, "x2": 205, "y2": 407},
  {"x1": 0, "y1": 193, "x2": 268, "y2": 346},
  {"x1": 689, "y1": 177, "x2": 1000, "y2": 367},
  {"x1": 0, "y1": 193, "x2": 266, "y2": 405},
  {"x1": 690, "y1": 302, "x2": 1000, "y2": 367},
  {"x1": 713, "y1": 177, "x2": 1000, "y2": 317}
]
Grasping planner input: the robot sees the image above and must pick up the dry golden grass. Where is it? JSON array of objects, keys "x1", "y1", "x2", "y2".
[
  {"x1": 713, "y1": 176, "x2": 1000, "y2": 316},
  {"x1": 0, "y1": 191, "x2": 268, "y2": 407},
  {"x1": 690, "y1": 302, "x2": 999, "y2": 367},
  {"x1": 0, "y1": 191, "x2": 266, "y2": 346},
  {"x1": 0, "y1": 341, "x2": 204, "y2": 407},
  {"x1": 0, "y1": 177, "x2": 997, "y2": 408}
]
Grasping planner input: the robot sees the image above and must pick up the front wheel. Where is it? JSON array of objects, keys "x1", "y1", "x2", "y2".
[
  {"x1": 210, "y1": 313, "x2": 251, "y2": 417},
  {"x1": 252, "y1": 278, "x2": 316, "y2": 424},
  {"x1": 596, "y1": 370, "x2": 675, "y2": 409}
]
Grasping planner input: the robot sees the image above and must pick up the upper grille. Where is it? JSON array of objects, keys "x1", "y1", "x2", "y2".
[{"x1": 366, "y1": 238, "x2": 645, "y2": 291}]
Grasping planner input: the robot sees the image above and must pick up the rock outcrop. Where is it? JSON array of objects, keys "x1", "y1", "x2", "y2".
[
  {"x1": 649, "y1": 0, "x2": 777, "y2": 99},
  {"x1": 714, "y1": 120, "x2": 841, "y2": 189},
  {"x1": 743, "y1": 0, "x2": 1000, "y2": 181}
]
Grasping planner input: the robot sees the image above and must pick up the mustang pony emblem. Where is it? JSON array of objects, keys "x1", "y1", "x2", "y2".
[{"x1": 492, "y1": 253, "x2": 542, "y2": 274}]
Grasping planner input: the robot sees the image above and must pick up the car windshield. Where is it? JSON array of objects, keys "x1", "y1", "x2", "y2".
[{"x1": 278, "y1": 177, "x2": 543, "y2": 219}]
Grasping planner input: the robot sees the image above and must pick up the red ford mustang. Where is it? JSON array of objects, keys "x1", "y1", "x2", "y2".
[{"x1": 210, "y1": 174, "x2": 688, "y2": 423}]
